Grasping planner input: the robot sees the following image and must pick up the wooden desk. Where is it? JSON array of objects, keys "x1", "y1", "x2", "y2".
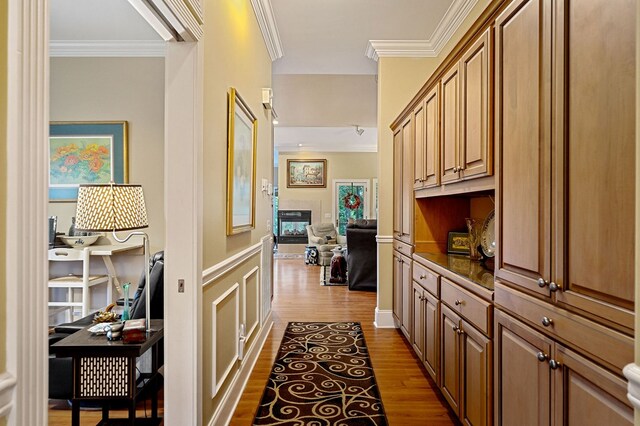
[
  {"x1": 52, "y1": 319, "x2": 163, "y2": 426},
  {"x1": 83, "y1": 243, "x2": 144, "y2": 295}
]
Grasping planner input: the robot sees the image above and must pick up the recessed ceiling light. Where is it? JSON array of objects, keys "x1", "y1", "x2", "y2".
[{"x1": 298, "y1": 143, "x2": 303, "y2": 147}]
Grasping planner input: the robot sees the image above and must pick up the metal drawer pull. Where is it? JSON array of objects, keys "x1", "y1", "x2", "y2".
[
  {"x1": 419, "y1": 274, "x2": 426, "y2": 280},
  {"x1": 454, "y1": 299, "x2": 463, "y2": 306},
  {"x1": 452, "y1": 325, "x2": 459, "y2": 332},
  {"x1": 549, "y1": 359, "x2": 561, "y2": 370},
  {"x1": 541, "y1": 317, "x2": 553, "y2": 327},
  {"x1": 536, "y1": 352, "x2": 548, "y2": 362}
]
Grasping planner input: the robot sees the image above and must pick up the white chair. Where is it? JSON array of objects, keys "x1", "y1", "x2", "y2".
[{"x1": 48, "y1": 248, "x2": 112, "y2": 322}]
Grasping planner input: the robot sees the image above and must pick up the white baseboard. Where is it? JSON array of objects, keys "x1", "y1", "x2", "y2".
[
  {"x1": 623, "y1": 363, "x2": 640, "y2": 409},
  {"x1": 208, "y1": 312, "x2": 274, "y2": 426},
  {"x1": 374, "y1": 308, "x2": 397, "y2": 328}
]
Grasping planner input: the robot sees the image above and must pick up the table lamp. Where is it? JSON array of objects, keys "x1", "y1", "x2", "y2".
[{"x1": 74, "y1": 183, "x2": 152, "y2": 333}]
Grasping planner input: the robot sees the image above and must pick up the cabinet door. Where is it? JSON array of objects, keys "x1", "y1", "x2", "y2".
[
  {"x1": 401, "y1": 117, "x2": 413, "y2": 242},
  {"x1": 393, "y1": 251, "x2": 403, "y2": 325},
  {"x1": 441, "y1": 64, "x2": 460, "y2": 184},
  {"x1": 401, "y1": 255, "x2": 412, "y2": 340},
  {"x1": 460, "y1": 321, "x2": 490, "y2": 426},
  {"x1": 494, "y1": 310, "x2": 552, "y2": 426},
  {"x1": 393, "y1": 128, "x2": 403, "y2": 238},
  {"x1": 440, "y1": 304, "x2": 461, "y2": 414},
  {"x1": 413, "y1": 101, "x2": 425, "y2": 189},
  {"x1": 553, "y1": 344, "x2": 633, "y2": 425},
  {"x1": 424, "y1": 290, "x2": 439, "y2": 384},
  {"x1": 494, "y1": 0, "x2": 552, "y2": 297},
  {"x1": 552, "y1": 0, "x2": 635, "y2": 332},
  {"x1": 460, "y1": 28, "x2": 491, "y2": 180},
  {"x1": 411, "y1": 282, "x2": 425, "y2": 359},
  {"x1": 424, "y1": 85, "x2": 440, "y2": 187}
]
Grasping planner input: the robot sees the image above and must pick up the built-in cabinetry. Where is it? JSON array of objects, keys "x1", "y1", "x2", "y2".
[
  {"x1": 393, "y1": 117, "x2": 414, "y2": 244},
  {"x1": 391, "y1": 0, "x2": 635, "y2": 423},
  {"x1": 393, "y1": 240, "x2": 413, "y2": 340}
]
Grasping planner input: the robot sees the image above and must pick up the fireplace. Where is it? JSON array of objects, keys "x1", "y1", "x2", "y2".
[{"x1": 277, "y1": 210, "x2": 311, "y2": 244}]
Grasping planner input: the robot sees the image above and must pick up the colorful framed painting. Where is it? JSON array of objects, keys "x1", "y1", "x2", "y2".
[
  {"x1": 287, "y1": 159, "x2": 327, "y2": 188},
  {"x1": 226, "y1": 88, "x2": 257, "y2": 235},
  {"x1": 49, "y1": 121, "x2": 128, "y2": 201},
  {"x1": 447, "y1": 231, "x2": 470, "y2": 255}
]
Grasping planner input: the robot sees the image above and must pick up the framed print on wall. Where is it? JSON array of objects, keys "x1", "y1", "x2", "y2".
[
  {"x1": 287, "y1": 159, "x2": 327, "y2": 188},
  {"x1": 49, "y1": 121, "x2": 128, "y2": 202},
  {"x1": 227, "y1": 88, "x2": 257, "y2": 235}
]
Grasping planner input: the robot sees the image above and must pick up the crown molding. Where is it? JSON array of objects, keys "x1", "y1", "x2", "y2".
[
  {"x1": 50, "y1": 40, "x2": 166, "y2": 57},
  {"x1": 366, "y1": 0, "x2": 478, "y2": 60},
  {"x1": 250, "y1": 0, "x2": 284, "y2": 61}
]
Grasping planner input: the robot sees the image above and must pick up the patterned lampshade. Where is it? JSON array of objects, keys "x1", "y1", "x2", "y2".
[{"x1": 75, "y1": 184, "x2": 149, "y2": 232}]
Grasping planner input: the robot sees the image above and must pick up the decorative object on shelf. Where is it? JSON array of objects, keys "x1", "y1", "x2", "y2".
[
  {"x1": 59, "y1": 234, "x2": 100, "y2": 248},
  {"x1": 342, "y1": 191, "x2": 362, "y2": 210},
  {"x1": 227, "y1": 88, "x2": 257, "y2": 235},
  {"x1": 49, "y1": 121, "x2": 128, "y2": 202},
  {"x1": 480, "y1": 210, "x2": 495, "y2": 258},
  {"x1": 329, "y1": 246, "x2": 347, "y2": 284},
  {"x1": 447, "y1": 231, "x2": 470, "y2": 255},
  {"x1": 68, "y1": 216, "x2": 77, "y2": 236},
  {"x1": 48, "y1": 216, "x2": 57, "y2": 248},
  {"x1": 106, "y1": 322, "x2": 123, "y2": 341},
  {"x1": 287, "y1": 159, "x2": 327, "y2": 188},
  {"x1": 465, "y1": 218, "x2": 482, "y2": 261},
  {"x1": 304, "y1": 245, "x2": 318, "y2": 265},
  {"x1": 121, "y1": 282, "x2": 131, "y2": 321},
  {"x1": 75, "y1": 182, "x2": 152, "y2": 333},
  {"x1": 93, "y1": 303, "x2": 117, "y2": 323}
]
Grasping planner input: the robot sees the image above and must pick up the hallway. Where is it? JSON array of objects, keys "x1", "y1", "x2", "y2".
[{"x1": 230, "y1": 258, "x2": 457, "y2": 425}]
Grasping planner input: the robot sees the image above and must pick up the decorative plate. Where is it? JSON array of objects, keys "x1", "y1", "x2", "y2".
[{"x1": 480, "y1": 210, "x2": 496, "y2": 258}]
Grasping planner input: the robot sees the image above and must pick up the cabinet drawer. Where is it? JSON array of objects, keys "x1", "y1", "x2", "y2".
[
  {"x1": 393, "y1": 239, "x2": 413, "y2": 256},
  {"x1": 495, "y1": 281, "x2": 633, "y2": 374},
  {"x1": 412, "y1": 262, "x2": 439, "y2": 297},
  {"x1": 441, "y1": 277, "x2": 491, "y2": 335}
]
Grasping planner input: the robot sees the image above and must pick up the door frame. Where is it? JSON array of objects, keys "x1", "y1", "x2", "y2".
[{"x1": 332, "y1": 179, "x2": 371, "y2": 231}]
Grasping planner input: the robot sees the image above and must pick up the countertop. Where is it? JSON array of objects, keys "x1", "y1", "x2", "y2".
[{"x1": 414, "y1": 252, "x2": 495, "y2": 291}]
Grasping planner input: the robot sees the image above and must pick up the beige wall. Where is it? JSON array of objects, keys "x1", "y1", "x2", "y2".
[
  {"x1": 49, "y1": 57, "x2": 165, "y2": 288},
  {"x1": 202, "y1": 0, "x2": 273, "y2": 268},
  {"x1": 377, "y1": 0, "x2": 492, "y2": 312},
  {"x1": 273, "y1": 74, "x2": 377, "y2": 127},
  {"x1": 0, "y1": 0, "x2": 7, "y2": 383},
  {"x1": 278, "y1": 151, "x2": 378, "y2": 228}
]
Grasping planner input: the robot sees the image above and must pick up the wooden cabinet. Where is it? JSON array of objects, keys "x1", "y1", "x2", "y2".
[
  {"x1": 441, "y1": 304, "x2": 491, "y2": 426},
  {"x1": 414, "y1": 85, "x2": 440, "y2": 190},
  {"x1": 412, "y1": 279, "x2": 439, "y2": 384},
  {"x1": 495, "y1": 309, "x2": 632, "y2": 426},
  {"x1": 393, "y1": 116, "x2": 414, "y2": 243},
  {"x1": 495, "y1": 0, "x2": 635, "y2": 332},
  {"x1": 393, "y1": 249, "x2": 412, "y2": 340},
  {"x1": 441, "y1": 29, "x2": 491, "y2": 186},
  {"x1": 393, "y1": 128, "x2": 403, "y2": 239}
]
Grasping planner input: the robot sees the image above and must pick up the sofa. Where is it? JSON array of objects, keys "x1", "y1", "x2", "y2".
[
  {"x1": 346, "y1": 219, "x2": 377, "y2": 291},
  {"x1": 306, "y1": 223, "x2": 347, "y2": 266}
]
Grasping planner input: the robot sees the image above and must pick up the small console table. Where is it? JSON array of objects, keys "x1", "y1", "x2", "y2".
[{"x1": 51, "y1": 319, "x2": 164, "y2": 425}]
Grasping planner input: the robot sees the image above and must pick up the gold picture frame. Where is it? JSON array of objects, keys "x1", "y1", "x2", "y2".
[
  {"x1": 286, "y1": 159, "x2": 327, "y2": 188},
  {"x1": 226, "y1": 88, "x2": 257, "y2": 235}
]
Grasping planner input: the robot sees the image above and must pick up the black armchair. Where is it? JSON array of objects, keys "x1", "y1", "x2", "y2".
[
  {"x1": 49, "y1": 251, "x2": 165, "y2": 400},
  {"x1": 346, "y1": 219, "x2": 378, "y2": 291}
]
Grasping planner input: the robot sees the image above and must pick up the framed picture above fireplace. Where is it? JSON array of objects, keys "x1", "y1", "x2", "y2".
[{"x1": 287, "y1": 159, "x2": 327, "y2": 188}]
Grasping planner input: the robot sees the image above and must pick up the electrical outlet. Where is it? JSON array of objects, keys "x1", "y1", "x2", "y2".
[{"x1": 178, "y1": 279, "x2": 185, "y2": 293}]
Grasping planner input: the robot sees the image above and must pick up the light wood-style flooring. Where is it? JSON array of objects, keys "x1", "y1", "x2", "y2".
[{"x1": 230, "y1": 258, "x2": 457, "y2": 425}]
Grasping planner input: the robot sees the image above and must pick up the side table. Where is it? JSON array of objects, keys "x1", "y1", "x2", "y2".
[{"x1": 51, "y1": 319, "x2": 164, "y2": 425}]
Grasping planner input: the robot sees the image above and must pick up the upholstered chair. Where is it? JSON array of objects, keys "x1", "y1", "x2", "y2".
[{"x1": 306, "y1": 223, "x2": 347, "y2": 266}]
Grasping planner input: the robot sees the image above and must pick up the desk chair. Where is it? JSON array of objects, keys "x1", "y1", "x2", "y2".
[{"x1": 48, "y1": 248, "x2": 112, "y2": 322}]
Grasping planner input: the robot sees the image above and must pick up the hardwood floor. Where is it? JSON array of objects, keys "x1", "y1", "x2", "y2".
[{"x1": 230, "y1": 258, "x2": 457, "y2": 425}]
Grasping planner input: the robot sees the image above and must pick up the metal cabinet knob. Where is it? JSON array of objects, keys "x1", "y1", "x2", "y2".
[
  {"x1": 549, "y1": 359, "x2": 561, "y2": 370},
  {"x1": 536, "y1": 352, "x2": 548, "y2": 362},
  {"x1": 454, "y1": 299, "x2": 463, "y2": 306},
  {"x1": 538, "y1": 278, "x2": 548, "y2": 288},
  {"x1": 419, "y1": 274, "x2": 426, "y2": 280},
  {"x1": 549, "y1": 282, "x2": 559, "y2": 292},
  {"x1": 541, "y1": 317, "x2": 553, "y2": 327},
  {"x1": 453, "y1": 167, "x2": 458, "y2": 172},
  {"x1": 452, "y1": 325, "x2": 459, "y2": 332}
]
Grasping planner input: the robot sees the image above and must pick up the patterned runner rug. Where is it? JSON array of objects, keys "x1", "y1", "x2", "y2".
[{"x1": 253, "y1": 322, "x2": 387, "y2": 425}]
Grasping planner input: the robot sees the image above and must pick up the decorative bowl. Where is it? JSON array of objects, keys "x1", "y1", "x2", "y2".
[{"x1": 60, "y1": 234, "x2": 100, "y2": 248}]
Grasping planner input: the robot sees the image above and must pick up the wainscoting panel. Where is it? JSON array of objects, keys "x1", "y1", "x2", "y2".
[
  {"x1": 243, "y1": 266, "x2": 260, "y2": 344},
  {"x1": 260, "y1": 235, "x2": 273, "y2": 324},
  {"x1": 211, "y1": 283, "x2": 239, "y2": 398}
]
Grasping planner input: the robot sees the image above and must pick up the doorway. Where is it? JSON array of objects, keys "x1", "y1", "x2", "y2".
[{"x1": 332, "y1": 179, "x2": 370, "y2": 235}]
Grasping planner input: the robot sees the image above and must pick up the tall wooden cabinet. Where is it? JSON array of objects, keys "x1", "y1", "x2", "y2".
[
  {"x1": 393, "y1": 247, "x2": 412, "y2": 340},
  {"x1": 414, "y1": 85, "x2": 440, "y2": 190},
  {"x1": 393, "y1": 116, "x2": 414, "y2": 243}
]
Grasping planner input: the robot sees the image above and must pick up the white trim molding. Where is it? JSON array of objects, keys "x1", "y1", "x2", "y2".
[
  {"x1": 242, "y1": 266, "x2": 261, "y2": 343},
  {"x1": 250, "y1": 0, "x2": 284, "y2": 61},
  {"x1": 374, "y1": 308, "x2": 397, "y2": 329},
  {"x1": 211, "y1": 283, "x2": 241, "y2": 398},
  {"x1": 50, "y1": 40, "x2": 166, "y2": 57},
  {"x1": 624, "y1": 363, "x2": 640, "y2": 409},
  {"x1": 6, "y1": 0, "x2": 50, "y2": 423},
  {"x1": 203, "y1": 241, "x2": 263, "y2": 286},
  {"x1": 376, "y1": 235, "x2": 394, "y2": 244},
  {"x1": 366, "y1": 0, "x2": 478, "y2": 60},
  {"x1": 0, "y1": 373, "x2": 17, "y2": 418},
  {"x1": 208, "y1": 313, "x2": 274, "y2": 426}
]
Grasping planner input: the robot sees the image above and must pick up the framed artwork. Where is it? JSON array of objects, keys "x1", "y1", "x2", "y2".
[
  {"x1": 287, "y1": 159, "x2": 327, "y2": 188},
  {"x1": 49, "y1": 121, "x2": 128, "y2": 202},
  {"x1": 227, "y1": 88, "x2": 257, "y2": 235},
  {"x1": 447, "y1": 231, "x2": 470, "y2": 255}
]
